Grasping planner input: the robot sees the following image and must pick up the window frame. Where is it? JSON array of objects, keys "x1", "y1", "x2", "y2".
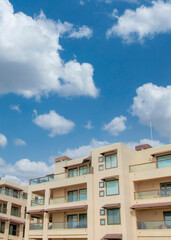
[
  {"x1": 105, "y1": 154, "x2": 118, "y2": 169},
  {"x1": 99, "y1": 190, "x2": 104, "y2": 197},
  {"x1": 106, "y1": 180, "x2": 119, "y2": 196},
  {"x1": 107, "y1": 208, "x2": 121, "y2": 225}
]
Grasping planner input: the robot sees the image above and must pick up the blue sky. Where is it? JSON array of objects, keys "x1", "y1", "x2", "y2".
[{"x1": 0, "y1": 0, "x2": 171, "y2": 184}]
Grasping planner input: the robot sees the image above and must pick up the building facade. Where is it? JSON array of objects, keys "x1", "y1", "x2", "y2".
[
  {"x1": 25, "y1": 142, "x2": 171, "y2": 240},
  {"x1": 0, "y1": 180, "x2": 27, "y2": 240}
]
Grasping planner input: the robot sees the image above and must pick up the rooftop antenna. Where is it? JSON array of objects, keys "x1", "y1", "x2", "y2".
[{"x1": 150, "y1": 122, "x2": 153, "y2": 147}]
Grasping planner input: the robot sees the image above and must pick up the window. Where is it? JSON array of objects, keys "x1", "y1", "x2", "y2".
[
  {"x1": 99, "y1": 165, "x2": 104, "y2": 171},
  {"x1": 11, "y1": 206, "x2": 20, "y2": 217},
  {"x1": 100, "y1": 209, "x2": 105, "y2": 216},
  {"x1": 67, "y1": 215, "x2": 78, "y2": 229},
  {"x1": 9, "y1": 224, "x2": 17, "y2": 236},
  {"x1": 79, "y1": 214, "x2": 87, "y2": 228},
  {"x1": 106, "y1": 180, "x2": 119, "y2": 196},
  {"x1": 100, "y1": 219, "x2": 105, "y2": 225},
  {"x1": 99, "y1": 157, "x2": 103, "y2": 163},
  {"x1": 99, "y1": 182, "x2": 104, "y2": 188},
  {"x1": 79, "y1": 189, "x2": 87, "y2": 201},
  {"x1": 99, "y1": 190, "x2": 104, "y2": 197},
  {"x1": 107, "y1": 208, "x2": 120, "y2": 224},
  {"x1": 164, "y1": 212, "x2": 171, "y2": 229},
  {"x1": 68, "y1": 168, "x2": 78, "y2": 178},
  {"x1": 0, "y1": 203, "x2": 7, "y2": 214},
  {"x1": 105, "y1": 154, "x2": 117, "y2": 169},
  {"x1": 68, "y1": 190, "x2": 78, "y2": 202},
  {"x1": 0, "y1": 222, "x2": 5, "y2": 233},
  {"x1": 157, "y1": 154, "x2": 171, "y2": 168},
  {"x1": 160, "y1": 182, "x2": 171, "y2": 197},
  {"x1": 79, "y1": 166, "x2": 89, "y2": 175}
]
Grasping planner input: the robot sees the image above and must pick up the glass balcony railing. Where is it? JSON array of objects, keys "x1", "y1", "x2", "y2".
[
  {"x1": 138, "y1": 220, "x2": 171, "y2": 229},
  {"x1": 0, "y1": 207, "x2": 7, "y2": 214},
  {"x1": 49, "y1": 193, "x2": 87, "y2": 205},
  {"x1": 49, "y1": 220, "x2": 87, "y2": 229},
  {"x1": 11, "y1": 209, "x2": 21, "y2": 217},
  {"x1": 30, "y1": 223, "x2": 43, "y2": 230},
  {"x1": 0, "y1": 188, "x2": 27, "y2": 200},
  {"x1": 130, "y1": 158, "x2": 171, "y2": 173},
  {"x1": 9, "y1": 229, "x2": 19, "y2": 236},
  {"x1": 31, "y1": 199, "x2": 44, "y2": 206},
  {"x1": 30, "y1": 168, "x2": 92, "y2": 185},
  {"x1": 135, "y1": 189, "x2": 171, "y2": 200}
]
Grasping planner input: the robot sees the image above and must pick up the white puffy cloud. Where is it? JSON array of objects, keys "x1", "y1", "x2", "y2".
[
  {"x1": 0, "y1": 133, "x2": 7, "y2": 147},
  {"x1": 126, "y1": 138, "x2": 165, "y2": 150},
  {"x1": 59, "y1": 138, "x2": 109, "y2": 159},
  {"x1": 10, "y1": 105, "x2": 21, "y2": 113},
  {"x1": 68, "y1": 26, "x2": 93, "y2": 39},
  {"x1": 14, "y1": 138, "x2": 26, "y2": 146},
  {"x1": 107, "y1": 1, "x2": 171, "y2": 43},
  {"x1": 0, "y1": 157, "x2": 5, "y2": 166},
  {"x1": 0, "y1": 158, "x2": 54, "y2": 185},
  {"x1": 103, "y1": 116, "x2": 127, "y2": 136},
  {"x1": 131, "y1": 83, "x2": 171, "y2": 139},
  {"x1": 33, "y1": 110, "x2": 75, "y2": 137},
  {"x1": 85, "y1": 120, "x2": 94, "y2": 130},
  {"x1": 0, "y1": 0, "x2": 98, "y2": 99}
]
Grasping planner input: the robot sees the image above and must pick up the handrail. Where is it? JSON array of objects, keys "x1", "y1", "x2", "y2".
[
  {"x1": 31, "y1": 198, "x2": 45, "y2": 206},
  {"x1": 0, "y1": 188, "x2": 27, "y2": 200},
  {"x1": 49, "y1": 193, "x2": 87, "y2": 204},
  {"x1": 137, "y1": 220, "x2": 171, "y2": 229},
  {"x1": 30, "y1": 167, "x2": 92, "y2": 185},
  {"x1": 30, "y1": 223, "x2": 43, "y2": 230},
  {"x1": 49, "y1": 220, "x2": 87, "y2": 229},
  {"x1": 129, "y1": 157, "x2": 171, "y2": 173},
  {"x1": 135, "y1": 188, "x2": 171, "y2": 199}
]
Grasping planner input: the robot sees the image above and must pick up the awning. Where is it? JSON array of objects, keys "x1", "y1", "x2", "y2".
[
  {"x1": 26, "y1": 209, "x2": 44, "y2": 214},
  {"x1": 102, "y1": 234, "x2": 122, "y2": 239},
  {"x1": 151, "y1": 150, "x2": 171, "y2": 157},
  {"x1": 9, "y1": 219, "x2": 25, "y2": 224},
  {"x1": 102, "y1": 203, "x2": 120, "y2": 209},
  {"x1": 101, "y1": 175, "x2": 119, "y2": 181},
  {"x1": 100, "y1": 149, "x2": 117, "y2": 156},
  {"x1": 0, "y1": 216, "x2": 9, "y2": 221},
  {"x1": 82, "y1": 156, "x2": 92, "y2": 163},
  {"x1": 45, "y1": 205, "x2": 88, "y2": 212},
  {"x1": 55, "y1": 156, "x2": 72, "y2": 163},
  {"x1": 131, "y1": 202, "x2": 171, "y2": 210}
]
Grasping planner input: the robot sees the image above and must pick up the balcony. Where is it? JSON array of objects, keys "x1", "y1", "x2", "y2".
[
  {"x1": 31, "y1": 198, "x2": 44, "y2": 206},
  {"x1": 30, "y1": 223, "x2": 43, "y2": 230},
  {"x1": 138, "y1": 220, "x2": 171, "y2": 229},
  {"x1": 49, "y1": 193, "x2": 87, "y2": 205},
  {"x1": 30, "y1": 167, "x2": 92, "y2": 185},
  {"x1": 49, "y1": 220, "x2": 87, "y2": 229},
  {"x1": 0, "y1": 188, "x2": 26, "y2": 200},
  {"x1": 130, "y1": 157, "x2": 171, "y2": 173},
  {"x1": 135, "y1": 189, "x2": 171, "y2": 200}
]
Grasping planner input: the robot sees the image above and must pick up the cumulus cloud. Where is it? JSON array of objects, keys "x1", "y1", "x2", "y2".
[
  {"x1": 10, "y1": 105, "x2": 21, "y2": 113},
  {"x1": 14, "y1": 138, "x2": 26, "y2": 146},
  {"x1": 0, "y1": 133, "x2": 7, "y2": 147},
  {"x1": 33, "y1": 110, "x2": 75, "y2": 137},
  {"x1": 126, "y1": 138, "x2": 165, "y2": 150},
  {"x1": 103, "y1": 116, "x2": 127, "y2": 136},
  {"x1": 0, "y1": 0, "x2": 98, "y2": 99},
  {"x1": 0, "y1": 157, "x2": 5, "y2": 166},
  {"x1": 0, "y1": 158, "x2": 54, "y2": 185},
  {"x1": 131, "y1": 83, "x2": 171, "y2": 139},
  {"x1": 85, "y1": 120, "x2": 94, "y2": 130},
  {"x1": 68, "y1": 25, "x2": 93, "y2": 39},
  {"x1": 107, "y1": 1, "x2": 171, "y2": 43},
  {"x1": 59, "y1": 138, "x2": 109, "y2": 159}
]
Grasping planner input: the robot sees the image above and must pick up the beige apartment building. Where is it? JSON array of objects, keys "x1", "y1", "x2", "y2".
[
  {"x1": 0, "y1": 180, "x2": 27, "y2": 240},
  {"x1": 25, "y1": 142, "x2": 171, "y2": 240}
]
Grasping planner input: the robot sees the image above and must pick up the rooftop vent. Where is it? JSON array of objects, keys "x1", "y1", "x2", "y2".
[{"x1": 135, "y1": 144, "x2": 152, "y2": 151}]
